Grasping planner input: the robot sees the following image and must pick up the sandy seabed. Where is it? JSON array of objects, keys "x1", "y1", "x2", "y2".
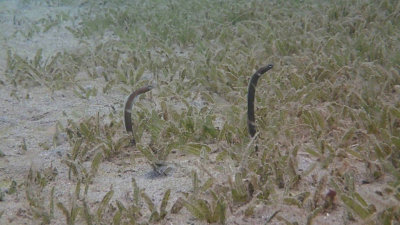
[{"x1": 0, "y1": 0, "x2": 398, "y2": 224}]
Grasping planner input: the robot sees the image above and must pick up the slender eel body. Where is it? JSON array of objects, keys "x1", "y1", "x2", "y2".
[
  {"x1": 247, "y1": 64, "x2": 273, "y2": 137},
  {"x1": 124, "y1": 85, "x2": 153, "y2": 145}
]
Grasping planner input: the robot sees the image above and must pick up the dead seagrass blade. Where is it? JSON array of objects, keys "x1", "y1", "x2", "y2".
[{"x1": 124, "y1": 85, "x2": 153, "y2": 145}]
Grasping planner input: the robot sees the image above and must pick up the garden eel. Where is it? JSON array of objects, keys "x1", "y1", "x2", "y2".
[
  {"x1": 247, "y1": 64, "x2": 273, "y2": 138},
  {"x1": 124, "y1": 64, "x2": 272, "y2": 145},
  {"x1": 124, "y1": 85, "x2": 153, "y2": 145}
]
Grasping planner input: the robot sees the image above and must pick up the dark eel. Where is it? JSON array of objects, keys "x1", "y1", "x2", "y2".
[
  {"x1": 247, "y1": 64, "x2": 273, "y2": 138},
  {"x1": 124, "y1": 85, "x2": 153, "y2": 145}
]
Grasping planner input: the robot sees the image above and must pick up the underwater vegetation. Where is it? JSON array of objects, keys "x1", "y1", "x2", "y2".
[{"x1": 1, "y1": 0, "x2": 400, "y2": 224}]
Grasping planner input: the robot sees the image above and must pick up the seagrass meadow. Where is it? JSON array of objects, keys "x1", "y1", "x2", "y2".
[{"x1": 0, "y1": 0, "x2": 399, "y2": 224}]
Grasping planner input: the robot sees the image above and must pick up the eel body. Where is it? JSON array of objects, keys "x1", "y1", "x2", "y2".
[
  {"x1": 247, "y1": 64, "x2": 273, "y2": 137},
  {"x1": 124, "y1": 85, "x2": 153, "y2": 144}
]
